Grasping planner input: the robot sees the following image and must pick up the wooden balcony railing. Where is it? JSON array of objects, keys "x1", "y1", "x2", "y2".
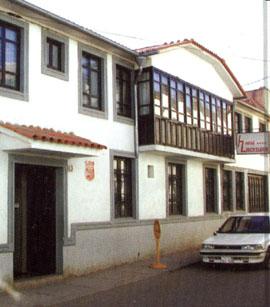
[{"x1": 139, "y1": 117, "x2": 234, "y2": 159}]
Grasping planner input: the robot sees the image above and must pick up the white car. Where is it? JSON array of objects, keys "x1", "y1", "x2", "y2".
[{"x1": 200, "y1": 213, "x2": 270, "y2": 268}]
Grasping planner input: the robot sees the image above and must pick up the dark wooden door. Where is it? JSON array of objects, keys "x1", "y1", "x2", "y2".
[
  {"x1": 248, "y1": 174, "x2": 268, "y2": 212},
  {"x1": 205, "y1": 168, "x2": 217, "y2": 213},
  {"x1": 14, "y1": 164, "x2": 56, "y2": 277}
]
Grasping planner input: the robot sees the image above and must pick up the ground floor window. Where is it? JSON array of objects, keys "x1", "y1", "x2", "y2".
[
  {"x1": 235, "y1": 172, "x2": 245, "y2": 210},
  {"x1": 205, "y1": 167, "x2": 217, "y2": 213},
  {"x1": 222, "y1": 170, "x2": 233, "y2": 211},
  {"x1": 167, "y1": 163, "x2": 185, "y2": 215},
  {"x1": 113, "y1": 156, "x2": 134, "y2": 218},
  {"x1": 248, "y1": 174, "x2": 268, "y2": 212}
]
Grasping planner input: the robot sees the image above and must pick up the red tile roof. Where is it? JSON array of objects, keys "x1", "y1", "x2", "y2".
[
  {"x1": 240, "y1": 87, "x2": 269, "y2": 112},
  {"x1": 136, "y1": 39, "x2": 246, "y2": 98},
  {"x1": 0, "y1": 122, "x2": 107, "y2": 149}
]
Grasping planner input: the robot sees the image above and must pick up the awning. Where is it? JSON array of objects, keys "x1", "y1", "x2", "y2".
[{"x1": 0, "y1": 122, "x2": 107, "y2": 158}]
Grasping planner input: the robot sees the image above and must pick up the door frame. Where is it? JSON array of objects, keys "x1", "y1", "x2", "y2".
[{"x1": 9, "y1": 154, "x2": 67, "y2": 276}]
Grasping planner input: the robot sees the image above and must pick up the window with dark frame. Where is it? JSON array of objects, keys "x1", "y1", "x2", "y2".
[
  {"x1": 222, "y1": 170, "x2": 233, "y2": 211},
  {"x1": 235, "y1": 172, "x2": 245, "y2": 210},
  {"x1": 234, "y1": 112, "x2": 242, "y2": 133},
  {"x1": 114, "y1": 156, "x2": 133, "y2": 218},
  {"x1": 137, "y1": 67, "x2": 233, "y2": 136},
  {"x1": 46, "y1": 37, "x2": 64, "y2": 72},
  {"x1": 81, "y1": 51, "x2": 102, "y2": 111},
  {"x1": 0, "y1": 21, "x2": 20, "y2": 90},
  {"x1": 244, "y1": 116, "x2": 252, "y2": 133},
  {"x1": 168, "y1": 163, "x2": 185, "y2": 215},
  {"x1": 259, "y1": 122, "x2": 266, "y2": 132},
  {"x1": 205, "y1": 167, "x2": 217, "y2": 213},
  {"x1": 116, "y1": 64, "x2": 132, "y2": 118}
]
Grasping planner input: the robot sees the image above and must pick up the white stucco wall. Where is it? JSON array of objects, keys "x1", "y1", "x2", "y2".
[
  {"x1": 186, "y1": 160, "x2": 204, "y2": 216},
  {"x1": 0, "y1": 152, "x2": 8, "y2": 245},
  {"x1": 149, "y1": 48, "x2": 233, "y2": 101},
  {"x1": 138, "y1": 153, "x2": 166, "y2": 219},
  {"x1": 67, "y1": 152, "x2": 110, "y2": 229}
]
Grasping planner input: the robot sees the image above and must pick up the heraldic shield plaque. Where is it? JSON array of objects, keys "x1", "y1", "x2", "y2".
[{"x1": 85, "y1": 161, "x2": 95, "y2": 181}]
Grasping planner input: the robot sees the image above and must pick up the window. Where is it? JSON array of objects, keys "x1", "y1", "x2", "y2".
[
  {"x1": 259, "y1": 122, "x2": 266, "y2": 132},
  {"x1": 199, "y1": 91, "x2": 205, "y2": 129},
  {"x1": 113, "y1": 156, "x2": 134, "y2": 218},
  {"x1": 138, "y1": 71, "x2": 150, "y2": 115},
  {"x1": 234, "y1": 112, "x2": 242, "y2": 133},
  {"x1": 168, "y1": 163, "x2": 185, "y2": 215},
  {"x1": 205, "y1": 167, "x2": 217, "y2": 213},
  {"x1": 235, "y1": 172, "x2": 245, "y2": 210},
  {"x1": 177, "y1": 82, "x2": 185, "y2": 123},
  {"x1": 82, "y1": 52, "x2": 102, "y2": 110},
  {"x1": 46, "y1": 38, "x2": 63, "y2": 71},
  {"x1": 222, "y1": 170, "x2": 233, "y2": 211},
  {"x1": 116, "y1": 64, "x2": 132, "y2": 118},
  {"x1": 0, "y1": 21, "x2": 20, "y2": 90},
  {"x1": 0, "y1": 15, "x2": 28, "y2": 100},
  {"x1": 41, "y1": 29, "x2": 68, "y2": 80},
  {"x1": 244, "y1": 116, "x2": 252, "y2": 133}
]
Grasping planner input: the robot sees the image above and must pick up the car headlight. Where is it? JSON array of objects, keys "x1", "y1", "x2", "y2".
[
  {"x1": 241, "y1": 244, "x2": 264, "y2": 251},
  {"x1": 202, "y1": 244, "x2": 215, "y2": 250}
]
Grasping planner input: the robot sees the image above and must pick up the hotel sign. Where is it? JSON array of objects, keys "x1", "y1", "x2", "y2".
[{"x1": 237, "y1": 132, "x2": 270, "y2": 154}]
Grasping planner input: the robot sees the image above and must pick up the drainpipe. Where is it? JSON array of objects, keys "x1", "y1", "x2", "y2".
[{"x1": 134, "y1": 56, "x2": 145, "y2": 158}]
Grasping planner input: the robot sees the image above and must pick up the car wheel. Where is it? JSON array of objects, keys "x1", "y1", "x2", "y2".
[{"x1": 264, "y1": 251, "x2": 270, "y2": 270}]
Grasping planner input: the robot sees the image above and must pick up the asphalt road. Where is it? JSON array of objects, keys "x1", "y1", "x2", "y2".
[{"x1": 54, "y1": 263, "x2": 270, "y2": 307}]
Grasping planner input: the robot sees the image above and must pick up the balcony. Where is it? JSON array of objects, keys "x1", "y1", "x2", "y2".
[{"x1": 137, "y1": 67, "x2": 235, "y2": 159}]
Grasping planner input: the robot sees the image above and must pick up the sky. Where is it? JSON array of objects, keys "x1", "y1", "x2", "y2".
[{"x1": 26, "y1": 0, "x2": 269, "y2": 91}]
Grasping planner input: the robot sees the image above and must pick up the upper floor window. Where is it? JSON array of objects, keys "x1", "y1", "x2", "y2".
[
  {"x1": 234, "y1": 112, "x2": 242, "y2": 133},
  {"x1": 46, "y1": 38, "x2": 63, "y2": 72},
  {"x1": 244, "y1": 116, "x2": 252, "y2": 133},
  {"x1": 137, "y1": 67, "x2": 233, "y2": 136},
  {"x1": 81, "y1": 51, "x2": 102, "y2": 111},
  {"x1": 116, "y1": 64, "x2": 132, "y2": 118},
  {"x1": 0, "y1": 21, "x2": 20, "y2": 90},
  {"x1": 259, "y1": 122, "x2": 266, "y2": 132},
  {"x1": 41, "y1": 29, "x2": 69, "y2": 81}
]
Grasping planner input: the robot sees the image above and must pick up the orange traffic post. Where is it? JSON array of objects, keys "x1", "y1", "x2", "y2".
[{"x1": 151, "y1": 219, "x2": 167, "y2": 269}]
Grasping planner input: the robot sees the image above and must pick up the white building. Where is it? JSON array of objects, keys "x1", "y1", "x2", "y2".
[{"x1": 0, "y1": 0, "x2": 263, "y2": 282}]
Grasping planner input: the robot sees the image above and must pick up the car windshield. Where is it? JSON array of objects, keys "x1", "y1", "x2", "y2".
[{"x1": 218, "y1": 216, "x2": 270, "y2": 234}]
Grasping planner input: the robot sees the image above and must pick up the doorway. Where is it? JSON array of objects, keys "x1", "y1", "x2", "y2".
[{"x1": 14, "y1": 163, "x2": 60, "y2": 278}]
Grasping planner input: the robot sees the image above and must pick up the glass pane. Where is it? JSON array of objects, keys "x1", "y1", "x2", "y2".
[
  {"x1": 139, "y1": 82, "x2": 150, "y2": 106},
  {"x1": 5, "y1": 42, "x2": 17, "y2": 73},
  {"x1": 140, "y1": 105, "x2": 150, "y2": 115},
  {"x1": 186, "y1": 95, "x2": 191, "y2": 116},
  {"x1": 179, "y1": 114, "x2": 185, "y2": 123},
  {"x1": 82, "y1": 94, "x2": 89, "y2": 107},
  {"x1": 52, "y1": 44, "x2": 60, "y2": 69},
  {"x1": 154, "y1": 72, "x2": 160, "y2": 82},
  {"x1": 81, "y1": 55, "x2": 88, "y2": 66},
  {"x1": 171, "y1": 89, "x2": 177, "y2": 111},
  {"x1": 83, "y1": 67, "x2": 90, "y2": 94},
  {"x1": 91, "y1": 97, "x2": 99, "y2": 108},
  {"x1": 155, "y1": 106, "x2": 161, "y2": 116},
  {"x1": 154, "y1": 82, "x2": 160, "y2": 106},
  {"x1": 5, "y1": 73, "x2": 16, "y2": 88},
  {"x1": 162, "y1": 84, "x2": 169, "y2": 108},
  {"x1": 177, "y1": 82, "x2": 183, "y2": 92},
  {"x1": 91, "y1": 71, "x2": 99, "y2": 97},
  {"x1": 162, "y1": 76, "x2": 168, "y2": 85},
  {"x1": 170, "y1": 79, "x2": 176, "y2": 89},
  {"x1": 116, "y1": 79, "x2": 120, "y2": 103},
  {"x1": 163, "y1": 108, "x2": 169, "y2": 118},
  {"x1": 90, "y1": 58, "x2": 99, "y2": 70},
  {"x1": 5, "y1": 28, "x2": 17, "y2": 42}
]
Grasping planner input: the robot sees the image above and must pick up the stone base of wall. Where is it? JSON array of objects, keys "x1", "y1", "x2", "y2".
[
  {"x1": 0, "y1": 253, "x2": 13, "y2": 282},
  {"x1": 63, "y1": 217, "x2": 223, "y2": 276}
]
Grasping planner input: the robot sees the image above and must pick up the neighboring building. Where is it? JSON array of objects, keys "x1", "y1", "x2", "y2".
[
  {"x1": 226, "y1": 87, "x2": 270, "y2": 213},
  {"x1": 0, "y1": 0, "x2": 258, "y2": 282}
]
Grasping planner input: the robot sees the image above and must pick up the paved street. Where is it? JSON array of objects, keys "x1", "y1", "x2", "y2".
[{"x1": 55, "y1": 263, "x2": 270, "y2": 307}]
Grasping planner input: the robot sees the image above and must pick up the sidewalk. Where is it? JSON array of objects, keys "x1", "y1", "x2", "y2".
[{"x1": 0, "y1": 249, "x2": 199, "y2": 307}]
